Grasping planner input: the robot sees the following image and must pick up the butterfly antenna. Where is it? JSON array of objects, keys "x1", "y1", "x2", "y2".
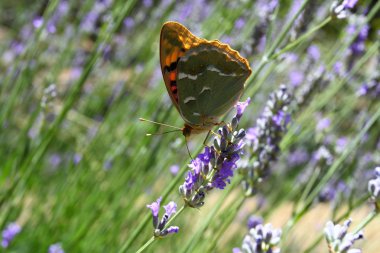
[
  {"x1": 146, "y1": 129, "x2": 182, "y2": 136},
  {"x1": 139, "y1": 118, "x2": 183, "y2": 130}
]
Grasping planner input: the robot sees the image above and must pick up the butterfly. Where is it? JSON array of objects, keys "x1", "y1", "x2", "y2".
[{"x1": 160, "y1": 21, "x2": 252, "y2": 137}]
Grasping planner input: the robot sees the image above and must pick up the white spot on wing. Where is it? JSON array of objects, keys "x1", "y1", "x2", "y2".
[
  {"x1": 178, "y1": 72, "x2": 198, "y2": 80},
  {"x1": 206, "y1": 65, "x2": 245, "y2": 77},
  {"x1": 193, "y1": 112, "x2": 201, "y2": 116},
  {"x1": 200, "y1": 86, "x2": 211, "y2": 94},
  {"x1": 184, "y1": 96, "x2": 196, "y2": 104}
]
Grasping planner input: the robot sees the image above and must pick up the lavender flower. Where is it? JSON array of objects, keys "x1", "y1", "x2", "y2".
[
  {"x1": 324, "y1": 219, "x2": 363, "y2": 253},
  {"x1": 368, "y1": 167, "x2": 380, "y2": 211},
  {"x1": 316, "y1": 117, "x2": 331, "y2": 133},
  {"x1": 250, "y1": 0, "x2": 278, "y2": 54},
  {"x1": 247, "y1": 215, "x2": 263, "y2": 229},
  {"x1": 1, "y1": 222, "x2": 21, "y2": 248},
  {"x1": 331, "y1": 0, "x2": 358, "y2": 19},
  {"x1": 239, "y1": 85, "x2": 292, "y2": 196},
  {"x1": 290, "y1": 1, "x2": 319, "y2": 41},
  {"x1": 147, "y1": 197, "x2": 179, "y2": 237},
  {"x1": 357, "y1": 74, "x2": 380, "y2": 98},
  {"x1": 295, "y1": 66, "x2": 329, "y2": 107},
  {"x1": 179, "y1": 98, "x2": 250, "y2": 208},
  {"x1": 235, "y1": 223, "x2": 282, "y2": 253},
  {"x1": 48, "y1": 243, "x2": 65, "y2": 253},
  {"x1": 170, "y1": 164, "x2": 180, "y2": 176}
]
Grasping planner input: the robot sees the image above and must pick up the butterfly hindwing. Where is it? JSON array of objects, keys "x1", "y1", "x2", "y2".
[{"x1": 176, "y1": 42, "x2": 251, "y2": 126}]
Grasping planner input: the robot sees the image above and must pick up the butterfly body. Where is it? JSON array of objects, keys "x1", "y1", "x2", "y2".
[{"x1": 160, "y1": 21, "x2": 251, "y2": 137}]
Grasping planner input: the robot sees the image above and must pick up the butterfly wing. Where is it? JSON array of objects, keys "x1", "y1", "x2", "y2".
[
  {"x1": 176, "y1": 42, "x2": 251, "y2": 127},
  {"x1": 159, "y1": 22, "x2": 206, "y2": 110}
]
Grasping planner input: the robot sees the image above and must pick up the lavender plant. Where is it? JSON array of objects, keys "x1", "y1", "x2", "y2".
[
  {"x1": 239, "y1": 85, "x2": 292, "y2": 196},
  {"x1": 1, "y1": 0, "x2": 380, "y2": 252}
]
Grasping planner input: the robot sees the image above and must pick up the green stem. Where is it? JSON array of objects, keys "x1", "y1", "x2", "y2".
[
  {"x1": 135, "y1": 237, "x2": 155, "y2": 253},
  {"x1": 353, "y1": 211, "x2": 377, "y2": 234},
  {"x1": 270, "y1": 16, "x2": 332, "y2": 60}
]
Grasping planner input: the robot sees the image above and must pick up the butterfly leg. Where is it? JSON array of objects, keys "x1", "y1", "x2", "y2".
[{"x1": 202, "y1": 130, "x2": 212, "y2": 146}]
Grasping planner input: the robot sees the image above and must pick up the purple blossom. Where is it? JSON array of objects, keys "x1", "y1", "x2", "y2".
[
  {"x1": 343, "y1": 0, "x2": 358, "y2": 9},
  {"x1": 235, "y1": 97, "x2": 251, "y2": 120},
  {"x1": 324, "y1": 219, "x2": 363, "y2": 253},
  {"x1": 316, "y1": 117, "x2": 331, "y2": 132},
  {"x1": 163, "y1": 201, "x2": 177, "y2": 218},
  {"x1": 147, "y1": 197, "x2": 162, "y2": 218},
  {"x1": 335, "y1": 137, "x2": 348, "y2": 153},
  {"x1": 368, "y1": 167, "x2": 380, "y2": 210},
  {"x1": 143, "y1": 0, "x2": 153, "y2": 8},
  {"x1": 289, "y1": 70, "x2": 304, "y2": 87},
  {"x1": 49, "y1": 154, "x2": 62, "y2": 168},
  {"x1": 147, "y1": 197, "x2": 179, "y2": 237},
  {"x1": 239, "y1": 85, "x2": 292, "y2": 196},
  {"x1": 169, "y1": 165, "x2": 180, "y2": 176},
  {"x1": 307, "y1": 45, "x2": 320, "y2": 61},
  {"x1": 123, "y1": 17, "x2": 135, "y2": 30},
  {"x1": 245, "y1": 127, "x2": 259, "y2": 142},
  {"x1": 48, "y1": 243, "x2": 65, "y2": 253},
  {"x1": 333, "y1": 61, "x2": 344, "y2": 76},
  {"x1": 234, "y1": 18, "x2": 245, "y2": 30},
  {"x1": 287, "y1": 149, "x2": 309, "y2": 166},
  {"x1": 237, "y1": 223, "x2": 282, "y2": 253},
  {"x1": 33, "y1": 16, "x2": 44, "y2": 28},
  {"x1": 166, "y1": 226, "x2": 179, "y2": 234},
  {"x1": 331, "y1": 0, "x2": 358, "y2": 19},
  {"x1": 247, "y1": 215, "x2": 263, "y2": 229},
  {"x1": 179, "y1": 99, "x2": 250, "y2": 207},
  {"x1": 1, "y1": 223, "x2": 21, "y2": 248}
]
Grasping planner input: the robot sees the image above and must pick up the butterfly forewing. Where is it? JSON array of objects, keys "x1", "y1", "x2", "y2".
[
  {"x1": 176, "y1": 43, "x2": 251, "y2": 127},
  {"x1": 159, "y1": 22, "x2": 206, "y2": 110}
]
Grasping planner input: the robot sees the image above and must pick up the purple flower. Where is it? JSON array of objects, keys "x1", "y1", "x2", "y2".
[
  {"x1": 179, "y1": 99, "x2": 249, "y2": 207},
  {"x1": 289, "y1": 70, "x2": 304, "y2": 87},
  {"x1": 234, "y1": 18, "x2": 245, "y2": 30},
  {"x1": 245, "y1": 127, "x2": 259, "y2": 142},
  {"x1": 237, "y1": 223, "x2": 282, "y2": 253},
  {"x1": 331, "y1": 0, "x2": 358, "y2": 19},
  {"x1": 368, "y1": 167, "x2": 380, "y2": 210},
  {"x1": 147, "y1": 197, "x2": 179, "y2": 237},
  {"x1": 169, "y1": 165, "x2": 180, "y2": 176},
  {"x1": 316, "y1": 117, "x2": 331, "y2": 132},
  {"x1": 343, "y1": 0, "x2": 358, "y2": 9},
  {"x1": 239, "y1": 85, "x2": 292, "y2": 196},
  {"x1": 123, "y1": 17, "x2": 135, "y2": 30},
  {"x1": 1, "y1": 223, "x2": 21, "y2": 248},
  {"x1": 48, "y1": 243, "x2": 65, "y2": 253},
  {"x1": 147, "y1": 197, "x2": 162, "y2": 218},
  {"x1": 335, "y1": 137, "x2": 348, "y2": 153},
  {"x1": 49, "y1": 154, "x2": 62, "y2": 168},
  {"x1": 163, "y1": 201, "x2": 177, "y2": 218},
  {"x1": 333, "y1": 61, "x2": 344, "y2": 76},
  {"x1": 143, "y1": 0, "x2": 153, "y2": 8},
  {"x1": 235, "y1": 97, "x2": 251, "y2": 120},
  {"x1": 166, "y1": 226, "x2": 179, "y2": 234},
  {"x1": 324, "y1": 219, "x2": 363, "y2": 253},
  {"x1": 287, "y1": 149, "x2": 309, "y2": 166},
  {"x1": 307, "y1": 45, "x2": 320, "y2": 61},
  {"x1": 247, "y1": 215, "x2": 263, "y2": 229},
  {"x1": 33, "y1": 16, "x2": 44, "y2": 28}
]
